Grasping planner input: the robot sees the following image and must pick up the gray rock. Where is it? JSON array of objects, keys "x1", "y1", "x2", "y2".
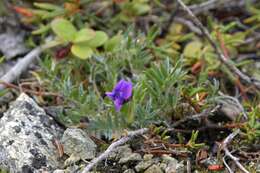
[
  {"x1": 54, "y1": 165, "x2": 81, "y2": 173},
  {"x1": 219, "y1": 103, "x2": 242, "y2": 121},
  {"x1": 53, "y1": 169, "x2": 65, "y2": 173},
  {"x1": 143, "y1": 154, "x2": 153, "y2": 161},
  {"x1": 119, "y1": 153, "x2": 142, "y2": 164},
  {"x1": 0, "y1": 93, "x2": 64, "y2": 172},
  {"x1": 176, "y1": 161, "x2": 185, "y2": 173},
  {"x1": 123, "y1": 169, "x2": 135, "y2": 173},
  {"x1": 159, "y1": 163, "x2": 167, "y2": 170},
  {"x1": 61, "y1": 128, "x2": 97, "y2": 161},
  {"x1": 135, "y1": 160, "x2": 154, "y2": 172},
  {"x1": 256, "y1": 162, "x2": 260, "y2": 172},
  {"x1": 162, "y1": 155, "x2": 184, "y2": 173},
  {"x1": 0, "y1": 31, "x2": 28, "y2": 59},
  {"x1": 144, "y1": 165, "x2": 163, "y2": 173},
  {"x1": 108, "y1": 145, "x2": 132, "y2": 161}
]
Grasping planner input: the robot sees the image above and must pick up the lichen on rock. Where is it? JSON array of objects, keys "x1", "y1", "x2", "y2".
[{"x1": 0, "y1": 93, "x2": 64, "y2": 172}]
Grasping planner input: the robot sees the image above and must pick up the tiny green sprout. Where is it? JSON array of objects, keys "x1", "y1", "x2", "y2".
[
  {"x1": 242, "y1": 108, "x2": 260, "y2": 142},
  {"x1": 186, "y1": 130, "x2": 205, "y2": 149}
]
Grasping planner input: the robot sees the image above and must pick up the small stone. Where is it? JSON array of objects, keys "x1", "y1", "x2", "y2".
[
  {"x1": 53, "y1": 169, "x2": 65, "y2": 173},
  {"x1": 219, "y1": 102, "x2": 243, "y2": 121},
  {"x1": 62, "y1": 128, "x2": 97, "y2": 161},
  {"x1": 162, "y1": 155, "x2": 185, "y2": 173},
  {"x1": 64, "y1": 153, "x2": 81, "y2": 166},
  {"x1": 0, "y1": 31, "x2": 28, "y2": 59},
  {"x1": 165, "y1": 161, "x2": 185, "y2": 173},
  {"x1": 162, "y1": 155, "x2": 178, "y2": 165},
  {"x1": 176, "y1": 161, "x2": 185, "y2": 173},
  {"x1": 255, "y1": 162, "x2": 260, "y2": 172},
  {"x1": 143, "y1": 154, "x2": 153, "y2": 161},
  {"x1": 135, "y1": 160, "x2": 153, "y2": 172},
  {"x1": 65, "y1": 164, "x2": 80, "y2": 173},
  {"x1": 144, "y1": 165, "x2": 163, "y2": 173},
  {"x1": 123, "y1": 169, "x2": 135, "y2": 173},
  {"x1": 108, "y1": 145, "x2": 132, "y2": 161},
  {"x1": 159, "y1": 163, "x2": 167, "y2": 170},
  {"x1": 119, "y1": 153, "x2": 142, "y2": 164}
]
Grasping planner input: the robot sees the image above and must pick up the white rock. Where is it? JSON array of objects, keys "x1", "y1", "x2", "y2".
[{"x1": 0, "y1": 93, "x2": 64, "y2": 172}]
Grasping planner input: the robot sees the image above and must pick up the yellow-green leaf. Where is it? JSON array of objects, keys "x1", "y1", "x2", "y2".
[
  {"x1": 51, "y1": 18, "x2": 77, "y2": 42},
  {"x1": 73, "y1": 28, "x2": 96, "y2": 44},
  {"x1": 71, "y1": 44, "x2": 93, "y2": 59},
  {"x1": 34, "y1": 2, "x2": 63, "y2": 11},
  {"x1": 104, "y1": 34, "x2": 122, "y2": 51},
  {"x1": 85, "y1": 31, "x2": 108, "y2": 48},
  {"x1": 183, "y1": 41, "x2": 202, "y2": 58},
  {"x1": 133, "y1": 3, "x2": 150, "y2": 15},
  {"x1": 32, "y1": 24, "x2": 50, "y2": 35}
]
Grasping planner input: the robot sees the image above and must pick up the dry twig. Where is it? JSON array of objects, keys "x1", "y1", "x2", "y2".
[
  {"x1": 82, "y1": 128, "x2": 149, "y2": 173},
  {"x1": 0, "y1": 46, "x2": 47, "y2": 90},
  {"x1": 176, "y1": 0, "x2": 260, "y2": 89},
  {"x1": 187, "y1": 158, "x2": 191, "y2": 173},
  {"x1": 221, "y1": 129, "x2": 249, "y2": 173},
  {"x1": 174, "y1": 17, "x2": 202, "y2": 35},
  {"x1": 0, "y1": 37, "x2": 60, "y2": 90},
  {"x1": 189, "y1": 0, "x2": 256, "y2": 15}
]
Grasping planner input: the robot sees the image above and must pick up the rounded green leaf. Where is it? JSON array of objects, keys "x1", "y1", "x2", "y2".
[
  {"x1": 133, "y1": 3, "x2": 151, "y2": 15},
  {"x1": 71, "y1": 44, "x2": 93, "y2": 59},
  {"x1": 85, "y1": 31, "x2": 108, "y2": 48},
  {"x1": 183, "y1": 41, "x2": 202, "y2": 58},
  {"x1": 73, "y1": 28, "x2": 96, "y2": 43},
  {"x1": 51, "y1": 18, "x2": 77, "y2": 42},
  {"x1": 104, "y1": 34, "x2": 123, "y2": 51}
]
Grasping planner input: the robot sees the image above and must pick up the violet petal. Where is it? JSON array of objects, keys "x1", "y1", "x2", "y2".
[
  {"x1": 121, "y1": 81, "x2": 132, "y2": 100},
  {"x1": 105, "y1": 92, "x2": 114, "y2": 99},
  {"x1": 114, "y1": 99, "x2": 123, "y2": 111}
]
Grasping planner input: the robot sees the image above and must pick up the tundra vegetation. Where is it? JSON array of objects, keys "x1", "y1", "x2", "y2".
[{"x1": 0, "y1": 0, "x2": 259, "y2": 172}]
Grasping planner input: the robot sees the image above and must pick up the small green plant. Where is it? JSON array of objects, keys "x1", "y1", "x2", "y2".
[
  {"x1": 242, "y1": 108, "x2": 260, "y2": 143},
  {"x1": 51, "y1": 18, "x2": 108, "y2": 59},
  {"x1": 143, "y1": 59, "x2": 186, "y2": 116},
  {"x1": 186, "y1": 130, "x2": 205, "y2": 149},
  {"x1": 116, "y1": 0, "x2": 151, "y2": 22}
]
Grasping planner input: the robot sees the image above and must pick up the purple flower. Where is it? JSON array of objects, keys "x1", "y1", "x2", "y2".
[{"x1": 106, "y1": 79, "x2": 133, "y2": 111}]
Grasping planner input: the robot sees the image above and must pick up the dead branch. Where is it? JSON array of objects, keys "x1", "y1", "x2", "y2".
[
  {"x1": 187, "y1": 158, "x2": 191, "y2": 173},
  {"x1": 82, "y1": 128, "x2": 149, "y2": 173},
  {"x1": 174, "y1": 17, "x2": 202, "y2": 35},
  {"x1": 0, "y1": 46, "x2": 46, "y2": 90},
  {"x1": 189, "y1": 0, "x2": 226, "y2": 14},
  {"x1": 176, "y1": 0, "x2": 260, "y2": 90},
  {"x1": 223, "y1": 155, "x2": 234, "y2": 173},
  {"x1": 189, "y1": 0, "x2": 256, "y2": 15},
  {"x1": 221, "y1": 129, "x2": 250, "y2": 173},
  {"x1": 161, "y1": 0, "x2": 251, "y2": 38},
  {"x1": 0, "y1": 36, "x2": 60, "y2": 91}
]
